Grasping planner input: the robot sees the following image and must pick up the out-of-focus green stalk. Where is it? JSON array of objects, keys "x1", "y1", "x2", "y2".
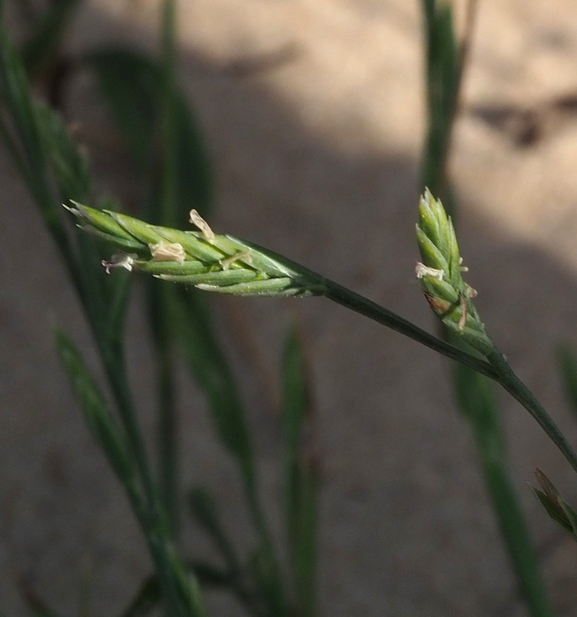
[
  {"x1": 282, "y1": 325, "x2": 318, "y2": 617},
  {"x1": 454, "y1": 366, "x2": 554, "y2": 617},
  {"x1": 149, "y1": 0, "x2": 180, "y2": 538},
  {"x1": 420, "y1": 2, "x2": 554, "y2": 616},
  {"x1": 0, "y1": 17, "x2": 201, "y2": 614}
]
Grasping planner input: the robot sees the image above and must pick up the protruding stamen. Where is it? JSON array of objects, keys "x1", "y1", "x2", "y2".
[
  {"x1": 415, "y1": 262, "x2": 444, "y2": 280},
  {"x1": 102, "y1": 253, "x2": 136, "y2": 273},
  {"x1": 189, "y1": 209, "x2": 215, "y2": 242}
]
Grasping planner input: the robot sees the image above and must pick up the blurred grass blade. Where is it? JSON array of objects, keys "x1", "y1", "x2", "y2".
[
  {"x1": 454, "y1": 365, "x2": 554, "y2": 617},
  {"x1": 149, "y1": 0, "x2": 180, "y2": 534},
  {"x1": 177, "y1": 290, "x2": 255, "y2": 480},
  {"x1": 21, "y1": 0, "x2": 82, "y2": 79},
  {"x1": 120, "y1": 562, "x2": 233, "y2": 617},
  {"x1": 83, "y1": 48, "x2": 212, "y2": 216},
  {"x1": 189, "y1": 486, "x2": 240, "y2": 570},
  {"x1": 282, "y1": 324, "x2": 318, "y2": 617},
  {"x1": 0, "y1": 24, "x2": 86, "y2": 293},
  {"x1": 0, "y1": 24, "x2": 56, "y2": 214},
  {"x1": 179, "y1": 289, "x2": 287, "y2": 614},
  {"x1": 557, "y1": 345, "x2": 577, "y2": 419},
  {"x1": 86, "y1": 0, "x2": 213, "y2": 528},
  {"x1": 55, "y1": 330, "x2": 137, "y2": 487},
  {"x1": 421, "y1": 0, "x2": 459, "y2": 195},
  {"x1": 34, "y1": 100, "x2": 90, "y2": 202},
  {"x1": 83, "y1": 49, "x2": 157, "y2": 170}
]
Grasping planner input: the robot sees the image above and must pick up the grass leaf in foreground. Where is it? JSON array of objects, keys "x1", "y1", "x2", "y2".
[
  {"x1": 282, "y1": 324, "x2": 318, "y2": 617},
  {"x1": 454, "y1": 366, "x2": 554, "y2": 617},
  {"x1": 84, "y1": 48, "x2": 212, "y2": 216},
  {"x1": 55, "y1": 330, "x2": 137, "y2": 488},
  {"x1": 20, "y1": 0, "x2": 82, "y2": 80},
  {"x1": 189, "y1": 487, "x2": 240, "y2": 570}
]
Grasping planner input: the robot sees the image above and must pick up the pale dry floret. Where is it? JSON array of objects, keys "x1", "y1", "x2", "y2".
[
  {"x1": 189, "y1": 209, "x2": 215, "y2": 242},
  {"x1": 102, "y1": 253, "x2": 136, "y2": 273},
  {"x1": 149, "y1": 241, "x2": 186, "y2": 263},
  {"x1": 415, "y1": 262, "x2": 444, "y2": 281}
]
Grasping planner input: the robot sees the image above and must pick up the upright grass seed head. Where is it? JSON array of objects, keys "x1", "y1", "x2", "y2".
[
  {"x1": 66, "y1": 202, "x2": 327, "y2": 297},
  {"x1": 416, "y1": 189, "x2": 495, "y2": 357}
]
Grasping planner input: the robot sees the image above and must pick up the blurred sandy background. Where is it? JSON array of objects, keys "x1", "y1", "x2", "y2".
[{"x1": 3, "y1": 0, "x2": 577, "y2": 615}]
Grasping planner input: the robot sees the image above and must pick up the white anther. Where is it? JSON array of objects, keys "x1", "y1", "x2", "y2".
[
  {"x1": 102, "y1": 253, "x2": 136, "y2": 273},
  {"x1": 189, "y1": 209, "x2": 215, "y2": 242},
  {"x1": 149, "y1": 241, "x2": 186, "y2": 263},
  {"x1": 415, "y1": 262, "x2": 444, "y2": 280}
]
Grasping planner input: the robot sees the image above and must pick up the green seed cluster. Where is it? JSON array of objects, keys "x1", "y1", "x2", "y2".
[
  {"x1": 416, "y1": 190, "x2": 493, "y2": 356},
  {"x1": 69, "y1": 203, "x2": 325, "y2": 297}
]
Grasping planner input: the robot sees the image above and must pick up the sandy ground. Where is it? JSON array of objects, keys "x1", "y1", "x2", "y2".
[{"x1": 3, "y1": 0, "x2": 577, "y2": 615}]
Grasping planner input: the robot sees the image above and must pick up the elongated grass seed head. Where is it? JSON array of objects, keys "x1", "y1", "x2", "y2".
[
  {"x1": 67, "y1": 202, "x2": 327, "y2": 297},
  {"x1": 415, "y1": 190, "x2": 495, "y2": 356}
]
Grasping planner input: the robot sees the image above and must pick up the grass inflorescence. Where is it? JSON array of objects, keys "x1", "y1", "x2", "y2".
[{"x1": 68, "y1": 202, "x2": 328, "y2": 297}]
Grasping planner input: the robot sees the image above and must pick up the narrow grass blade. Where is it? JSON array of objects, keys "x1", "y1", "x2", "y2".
[
  {"x1": 119, "y1": 561, "x2": 236, "y2": 617},
  {"x1": 0, "y1": 23, "x2": 88, "y2": 295},
  {"x1": 55, "y1": 330, "x2": 137, "y2": 488},
  {"x1": 179, "y1": 290, "x2": 287, "y2": 615},
  {"x1": 421, "y1": 0, "x2": 459, "y2": 194},
  {"x1": 0, "y1": 25, "x2": 48, "y2": 183},
  {"x1": 20, "y1": 0, "x2": 82, "y2": 79},
  {"x1": 147, "y1": 0, "x2": 182, "y2": 533},
  {"x1": 33, "y1": 100, "x2": 91, "y2": 203},
  {"x1": 454, "y1": 365, "x2": 554, "y2": 617},
  {"x1": 177, "y1": 289, "x2": 255, "y2": 479},
  {"x1": 83, "y1": 48, "x2": 158, "y2": 171},
  {"x1": 189, "y1": 486, "x2": 240, "y2": 570},
  {"x1": 83, "y1": 49, "x2": 212, "y2": 216},
  {"x1": 282, "y1": 324, "x2": 318, "y2": 617}
]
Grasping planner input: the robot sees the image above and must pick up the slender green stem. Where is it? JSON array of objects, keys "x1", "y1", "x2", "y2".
[
  {"x1": 322, "y1": 279, "x2": 499, "y2": 380},
  {"x1": 489, "y1": 350, "x2": 577, "y2": 474},
  {"x1": 324, "y1": 279, "x2": 577, "y2": 476}
]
